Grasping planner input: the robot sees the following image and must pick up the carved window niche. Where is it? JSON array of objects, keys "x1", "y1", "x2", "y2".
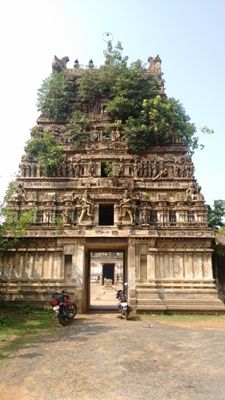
[
  {"x1": 150, "y1": 210, "x2": 157, "y2": 224},
  {"x1": 101, "y1": 162, "x2": 111, "y2": 177},
  {"x1": 169, "y1": 211, "x2": 176, "y2": 223},
  {"x1": 99, "y1": 204, "x2": 114, "y2": 226},
  {"x1": 36, "y1": 211, "x2": 43, "y2": 224},
  {"x1": 71, "y1": 210, "x2": 78, "y2": 225},
  {"x1": 64, "y1": 255, "x2": 72, "y2": 283},
  {"x1": 187, "y1": 212, "x2": 195, "y2": 223},
  {"x1": 80, "y1": 165, "x2": 85, "y2": 176}
]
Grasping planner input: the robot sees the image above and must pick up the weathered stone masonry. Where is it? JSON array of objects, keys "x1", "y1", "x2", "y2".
[{"x1": 0, "y1": 55, "x2": 224, "y2": 312}]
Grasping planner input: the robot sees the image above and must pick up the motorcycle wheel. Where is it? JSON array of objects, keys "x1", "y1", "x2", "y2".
[
  {"x1": 125, "y1": 310, "x2": 129, "y2": 320},
  {"x1": 58, "y1": 313, "x2": 69, "y2": 326},
  {"x1": 69, "y1": 304, "x2": 77, "y2": 319}
]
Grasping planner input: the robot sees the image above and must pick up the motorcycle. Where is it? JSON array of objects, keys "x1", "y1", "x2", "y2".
[
  {"x1": 51, "y1": 290, "x2": 77, "y2": 326},
  {"x1": 116, "y1": 284, "x2": 132, "y2": 320}
]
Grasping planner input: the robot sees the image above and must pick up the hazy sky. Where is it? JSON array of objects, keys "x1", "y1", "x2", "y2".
[{"x1": 0, "y1": 0, "x2": 224, "y2": 205}]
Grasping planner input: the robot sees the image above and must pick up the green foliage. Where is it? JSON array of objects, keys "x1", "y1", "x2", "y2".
[
  {"x1": 123, "y1": 116, "x2": 150, "y2": 153},
  {"x1": 0, "y1": 181, "x2": 36, "y2": 249},
  {"x1": 36, "y1": 41, "x2": 206, "y2": 154},
  {"x1": 207, "y1": 200, "x2": 225, "y2": 230},
  {"x1": 78, "y1": 68, "x2": 102, "y2": 109},
  {"x1": 37, "y1": 71, "x2": 71, "y2": 121},
  {"x1": 0, "y1": 302, "x2": 54, "y2": 359},
  {"x1": 105, "y1": 61, "x2": 159, "y2": 121},
  {"x1": 219, "y1": 225, "x2": 225, "y2": 234},
  {"x1": 78, "y1": 42, "x2": 199, "y2": 153},
  {"x1": 0, "y1": 207, "x2": 36, "y2": 250},
  {"x1": 66, "y1": 111, "x2": 91, "y2": 148},
  {"x1": 25, "y1": 132, "x2": 63, "y2": 176},
  {"x1": 54, "y1": 214, "x2": 64, "y2": 228},
  {"x1": 214, "y1": 242, "x2": 225, "y2": 256},
  {"x1": 122, "y1": 97, "x2": 197, "y2": 153},
  {"x1": 3, "y1": 181, "x2": 17, "y2": 203}
]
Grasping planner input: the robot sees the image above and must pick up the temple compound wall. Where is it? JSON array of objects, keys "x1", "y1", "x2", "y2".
[{"x1": 0, "y1": 56, "x2": 224, "y2": 313}]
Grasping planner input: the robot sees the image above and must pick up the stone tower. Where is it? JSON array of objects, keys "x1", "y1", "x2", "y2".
[{"x1": 0, "y1": 54, "x2": 224, "y2": 312}]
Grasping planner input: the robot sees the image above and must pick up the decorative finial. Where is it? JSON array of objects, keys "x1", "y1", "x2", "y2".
[
  {"x1": 102, "y1": 32, "x2": 114, "y2": 42},
  {"x1": 74, "y1": 59, "x2": 80, "y2": 68},
  {"x1": 88, "y1": 59, "x2": 94, "y2": 69}
]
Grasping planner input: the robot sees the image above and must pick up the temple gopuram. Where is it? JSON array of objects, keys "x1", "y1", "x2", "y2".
[{"x1": 0, "y1": 50, "x2": 224, "y2": 313}]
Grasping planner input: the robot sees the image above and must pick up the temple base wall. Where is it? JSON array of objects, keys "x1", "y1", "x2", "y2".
[{"x1": 0, "y1": 236, "x2": 224, "y2": 313}]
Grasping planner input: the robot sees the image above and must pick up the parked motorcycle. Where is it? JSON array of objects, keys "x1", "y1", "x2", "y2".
[
  {"x1": 51, "y1": 290, "x2": 77, "y2": 326},
  {"x1": 116, "y1": 284, "x2": 132, "y2": 320}
]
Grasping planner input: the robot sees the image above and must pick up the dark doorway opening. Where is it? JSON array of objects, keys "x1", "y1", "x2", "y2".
[
  {"x1": 101, "y1": 162, "x2": 111, "y2": 177},
  {"x1": 99, "y1": 204, "x2": 114, "y2": 225},
  {"x1": 64, "y1": 255, "x2": 72, "y2": 283},
  {"x1": 102, "y1": 263, "x2": 115, "y2": 284}
]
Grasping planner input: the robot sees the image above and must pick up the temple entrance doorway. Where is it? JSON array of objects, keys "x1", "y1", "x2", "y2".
[{"x1": 87, "y1": 249, "x2": 126, "y2": 311}]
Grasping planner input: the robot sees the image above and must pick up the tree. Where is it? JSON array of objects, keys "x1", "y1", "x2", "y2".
[
  {"x1": 0, "y1": 182, "x2": 36, "y2": 250},
  {"x1": 78, "y1": 41, "x2": 200, "y2": 154},
  {"x1": 66, "y1": 111, "x2": 91, "y2": 148},
  {"x1": 36, "y1": 41, "x2": 206, "y2": 155},
  {"x1": 37, "y1": 71, "x2": 72, "y2": 121},
  {"x1": 207, "y1": 200, "x2": 225, "y2": 230},
  {"x1": 25, "y1": 132, "x2": 63, "y2": 177}
]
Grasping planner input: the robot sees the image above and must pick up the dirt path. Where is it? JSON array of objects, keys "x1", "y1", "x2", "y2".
[{"x1": 0, "y1": 313, "x2": 225, "y2": 400}]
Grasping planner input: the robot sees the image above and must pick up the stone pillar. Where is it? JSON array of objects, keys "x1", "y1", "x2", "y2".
[
  {"x1": 193, "y1": 252, "x2": 203, "y2": 279},
  {"x1": 147, "y1": 248, "x2": 157, "y2": 283},
  {"x1": 114, "y1": 204, "x2": 120, "y2": 225},
  {"x1": 127, "y1": 239, "x2": 136, "y2": 305},
  {"x1": 74, "y1": 242, "x2": 85, "y2": 312},
  {"x1": 202, "y1": 252, "x2": 213, "y2": 279}
]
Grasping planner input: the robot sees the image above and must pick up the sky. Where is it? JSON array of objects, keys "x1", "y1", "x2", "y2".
[{"x1": 0, "y1": 0, "x2": 224, "y2": 206}]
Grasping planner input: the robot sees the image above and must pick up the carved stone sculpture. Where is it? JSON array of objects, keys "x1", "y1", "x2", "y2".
[
  {"x1": 148, "y1": 55, "x2": 162, "y2": 79},
  {"x1": 76, "y1": 190, "x2": 94, "y2": 224},
  {"x1": 119, "y1": 190, "x2": 133, "y2": 224},
  {"x1": 142, "y1": 206, "x2": 149, "y2": 226},
  {"x1": 11, "y1": 182, "x2": 26, "y2": 202},
  {"x1": 52, "y1": 56, "x2": 69, "y2": 72}
]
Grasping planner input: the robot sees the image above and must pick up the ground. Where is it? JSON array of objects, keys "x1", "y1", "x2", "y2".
[{"x1": 0, "y1": 312, "x2": 225, "y2": 400}]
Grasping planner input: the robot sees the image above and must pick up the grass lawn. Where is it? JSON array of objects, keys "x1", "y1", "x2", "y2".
[{"x1": 0, "y1": 302, "x2": 57, "y2": 360}]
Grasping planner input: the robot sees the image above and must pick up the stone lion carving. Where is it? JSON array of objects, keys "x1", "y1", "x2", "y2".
[{"x1": 52, "y1": 56, "x2": 69, "y2": 72}]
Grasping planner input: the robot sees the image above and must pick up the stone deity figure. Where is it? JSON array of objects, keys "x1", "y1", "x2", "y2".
[
  {"x1": 120, "y1": 190, "x2": 133, "y2": 224},
  {"x1": 133, "y1": 159, "x2": 139, "y2": 178},
  {"x1": 11, "y1": 183, "x2": 26, "y2": 202},
  {"x1": 67, "y1": 162, "x2": 74, "y2": 177},
  {"x1": 73, "y1": 162, "x2": 80, "y2": 177},
  {"x1": 91, "y1": 129, "x2": 99, "y2": 141},
  {"x1": 63, "y1": 208, "x2": 72, "y2": 225},
  {"x1": 76, "y1": 190, "x2": 94, "y2": 224},
  {"x1": 111, "y1": 128, "x2": 120, "y2": 141},
  {"x1": 152, "y1": 160, "x2": 158, "y2": 178},
  {"x1": 142, "y1": 206, "x2": 149, "y2": 226},
  {"x1": 173, "y1": 161, "x2": 179, "y2": 178},
  {"x1": 61, "y1": 159, "x2": 67, "y2": 177},
  {"x1": 87, "y1": 160, "x2": 95, "y2": 176},
  {"x1": 186, "y1": 183, "x2": 197, "y2": 202}
]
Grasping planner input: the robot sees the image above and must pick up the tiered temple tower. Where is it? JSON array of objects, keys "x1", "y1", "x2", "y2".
[{"x1": 0, "y1": 55, "x2": 224, "y2": 312}]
